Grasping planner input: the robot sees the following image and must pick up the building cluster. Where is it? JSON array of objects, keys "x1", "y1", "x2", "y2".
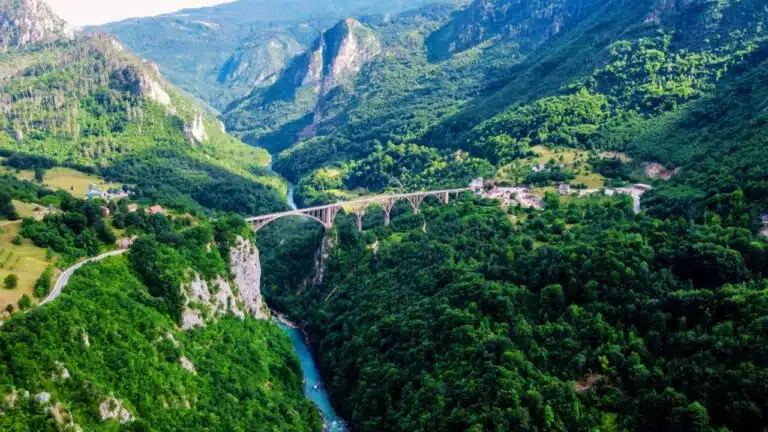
[
  {"x1": 99, "y1": 203, "x2": 167, "y2": 218},
  {"x1": 86, "y1": 184, "x2": 133, "y2": 201},
  {"x1": 472, "y1": 178, "x2": 653, "y2": 213},
  {"x1": 473, "y1": 179, "x2": 543, "y2": 209},
  {"x1": 532, "y1": 163, "x2": 565, "y2": 173}
]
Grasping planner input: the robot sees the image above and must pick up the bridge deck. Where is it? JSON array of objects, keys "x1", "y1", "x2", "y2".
[{"x1": 246, "y1": 188, "x2": 471, "y2": 222}]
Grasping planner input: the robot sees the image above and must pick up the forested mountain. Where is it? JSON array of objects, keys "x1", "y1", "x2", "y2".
[
  {"x1": 249, "y1": 0, "x2": 764, "y2": 226},
  {"x1": 1, "y1": 210, "x2": 322, "y2": 431},
  {"x1": 224, "y1": 17, "x2": 382, "y2": 153},
  {"x1": 3, "y1": 0, "x2": 768, "y2": 431},
  {"x1": 0, "y1": 1, "x2": 289, "y2": 215},
  {"x1": 92, "y1": 0, "x2": 461, "y2": 109},
  {"x1": 261, "y1": 194, "x2": 768, "y2": 432}
]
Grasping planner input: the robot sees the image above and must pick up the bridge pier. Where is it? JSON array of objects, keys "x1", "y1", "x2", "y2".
[
  {"x1": 383, "y1": 199, "x2": 396, "y2": 226},
  {"x1": 322, "y1": 206, "x2": 341, "y2": 229},
  {"x1": 407, "y1": 194, "x2": 426, "y2": 215},
  {"x1": 348, "y1": 206, "x2": 367, "y2": 232},
  {"x1": 439, "y1": 191, "x2": 450, "y2": 205},
  {"x1": 247, "y1": 188, "x2": 469, "y2": 232}
]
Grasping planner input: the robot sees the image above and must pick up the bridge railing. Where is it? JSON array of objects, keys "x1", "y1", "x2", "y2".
[{"x1": 245, "y1": 188, "x2": 471, "y2": 222}]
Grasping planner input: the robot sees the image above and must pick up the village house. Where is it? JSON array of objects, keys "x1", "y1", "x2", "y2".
[
  {"x1": 86, "y1": 184, "x2": 133, "y2": 201},
  {"x1": 127, "y1": 204, "x2": 139, "y2": 213},
  {"x1": 117, "y1": 236, "x2": 138, "y2": 250},
  {"x1": 559, "y1": 184, "x2": 571, "y2": 196},
  {"x1": 147, "y1": 205, "x2": 167, "y2": 215}
]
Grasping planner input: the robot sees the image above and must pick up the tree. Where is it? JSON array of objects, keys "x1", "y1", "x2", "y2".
[
  {"x1": 17, "y1": 294, "x2": 31, "y2": 310},
  {"x1": 4, "y1": 274, "x2": 18, "y2": 290},
  {"x1": 34, "y1": 267, "x2": 53, "y2": 298},
  {"x1": 0, "y1": 190, "x2": 18, "y2": 220},
  {"x1": 34, "y1": 167, "x2": 45, "y2": 183}
]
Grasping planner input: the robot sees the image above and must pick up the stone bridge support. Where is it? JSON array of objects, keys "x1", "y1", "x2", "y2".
[
  {"x1": 383, "y1": 199, "x2": 396, "y2": 227},
  {"x1": 407, "y1": 194, "x2": 426, "y2": 215},
  {"x1": 438, "y1": 191, "x2": 450, "y2": 205},
  {"x1": 347, "y1": 205, "x2": 367, "y2": 232}
]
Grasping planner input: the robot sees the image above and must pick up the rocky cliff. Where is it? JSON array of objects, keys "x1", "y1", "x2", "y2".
[
  {"x1": 181, "y1": 236, "x2": 267, "y2": 330},
  {"x1": 217, "y1": 33, "x2": 304, "y2": 97},
  {"x1": 229, "y1": 236, "x2": 267, "y2": 319},
  {"x1": 427, "y1": 0, "x2": 603, "y2": 60},
  {"x1": 297, "y1": 17, "x2": 381, "y2": 97},
  {"x1": 0, "y1": 0, "x2": 74, "y2": 51},
  {"x1": 223, "y1": 17, "x2": 380, "y2": 150}
]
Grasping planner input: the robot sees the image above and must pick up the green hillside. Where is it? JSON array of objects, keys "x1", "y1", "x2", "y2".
[
  {"x1": 261, "y1": 194, "x2": 768, "y2": 432},
  {"x1": 1, "y1": 230, "x2": 321, "y2": 431},
  {"x1": 0, "y1": 32, "x2": 287, "y2": 215},
  {"x1": 220, "y1": 0, "x2": 768, "y2": 229}
]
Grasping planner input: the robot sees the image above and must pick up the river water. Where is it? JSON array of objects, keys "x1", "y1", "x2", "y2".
[
  {"x1": 277, "y1": 322, "x2": 348, "y2": 431},
  {"x1": 275, "y1": 178, "x2": 347, "y2": 431}
]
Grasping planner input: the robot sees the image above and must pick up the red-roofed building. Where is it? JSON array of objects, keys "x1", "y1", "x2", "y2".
[{"x1": 147, "y1": 205, "x2": 167, "y2": 215}]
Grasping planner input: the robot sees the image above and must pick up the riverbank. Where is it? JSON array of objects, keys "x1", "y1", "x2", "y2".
[{"x1": 275, "y1": 314, "x2": 348, "y2": 432}]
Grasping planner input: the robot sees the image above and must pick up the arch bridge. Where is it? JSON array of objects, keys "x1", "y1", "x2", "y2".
[{"x1": 246, "y1": 188, "x2": 471, "y2": 232}]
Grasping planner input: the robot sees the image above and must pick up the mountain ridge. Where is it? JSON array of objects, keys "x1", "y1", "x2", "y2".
[
  {"x1": 91, "y1": 0, "x2": 461, "y2": 109},
  {"x1": 0, "y1": 0, "x2": 74, "y2": 50}
]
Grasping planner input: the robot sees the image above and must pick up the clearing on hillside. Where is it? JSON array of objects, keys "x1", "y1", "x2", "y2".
[{"x1": 0, "y1": 223, "x2": 56, "y2": 317}]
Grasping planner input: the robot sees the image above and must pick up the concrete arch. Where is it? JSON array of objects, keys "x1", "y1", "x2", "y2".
[{"x1": 251, "y1": 212, "x2": 329, "y2": 232}]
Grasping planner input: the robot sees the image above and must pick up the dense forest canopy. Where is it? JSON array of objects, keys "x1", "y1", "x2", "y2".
[
  {"x1": 1, "y1": 201, "x2": 322, "y2": 430},
  {"x1": 2, "y1": 0, "x2": 768, "y2": 430},
  {"x1": 260, "y1": 194, "x2": 768, "y2": 432}
]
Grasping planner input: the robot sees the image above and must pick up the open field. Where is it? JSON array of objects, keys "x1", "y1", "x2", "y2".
[
  {"x1": 39, "y1": 167, "x2": 122, "y2": 198},
  {"x1": 11, "y1": 200, "x2": 39, "y2": 219},
  {"x1": 495, "y1": 146, "x2": 613, "y2": 190},
  {"x1": 531, "y1": 145, "x2": 592, "y2": 165},
  {"x1": 0, "y1": 222, "x2": 56, "y2": 316},
  {"x1": 0, "y1": 164, "x2": 122, "y2": 199}
]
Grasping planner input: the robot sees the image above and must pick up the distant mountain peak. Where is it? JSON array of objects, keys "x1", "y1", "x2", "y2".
[
  {"x1": 301, "y1": 17, "x2": 380, "y2": 96},
  {"x1": 0, "y1": 0, "x2": 74, "y2": 50}
]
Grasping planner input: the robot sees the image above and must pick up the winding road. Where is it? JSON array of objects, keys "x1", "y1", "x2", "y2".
[
  {"x1": 0, "y1": 249, "x2": 129, "y2": 327},
  {"x1": 42, "y1": 249, "x2": 130, "y2": 305}
]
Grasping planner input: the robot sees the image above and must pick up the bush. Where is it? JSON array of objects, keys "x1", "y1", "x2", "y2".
[{"x1": 4, "y1": 274, "x2": 18, "y2": 290}]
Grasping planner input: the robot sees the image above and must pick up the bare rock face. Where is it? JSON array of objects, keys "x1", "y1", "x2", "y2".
[
  {"x1": 427, "y1": 0, "x2": 603, "y2": 60},
  {"x1": 180, "y1": 236, "x2": 267, "y2": 329},
  {"x1": 139, "y1": 72, "x2": 172, "y2": 106},
  {"x1": 110, "y1": 65, "x2": 172, "y2": 106},
  {"x1": 185, "y1": 112, "x2": 208, "y2": 143},
  {"x1": 0, "y1": 0, "x2": 74, "y2": 51},
  {"x1": 645, "y1": 0, "x2": 702, "y2": 24},
  {"x1": 99, "y1": 397, "x2": 134, "y2": 424},
  {"x1": 230, "y1": 236, "x2": 268, "y2": 319},
  {"x1": 179, "y1": 356, "x2": 197, "y2": 374},
  {"x1": 298, "y1": 18, "x2": 381, "y2": 97},
  {"x1": 181, "y1": 273, "x2": 244, "y2": 330},
  {"x1": 52, "y1": 362, "x2": 70, "y2": 381}
]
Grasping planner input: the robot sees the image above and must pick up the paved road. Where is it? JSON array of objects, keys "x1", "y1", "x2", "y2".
[
  {"x1": 42, "y1": 249, "x2": 130, "y2": 305},
  {"x1": 0, "y1": 249, "x2": 129, "y2": 327}
]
